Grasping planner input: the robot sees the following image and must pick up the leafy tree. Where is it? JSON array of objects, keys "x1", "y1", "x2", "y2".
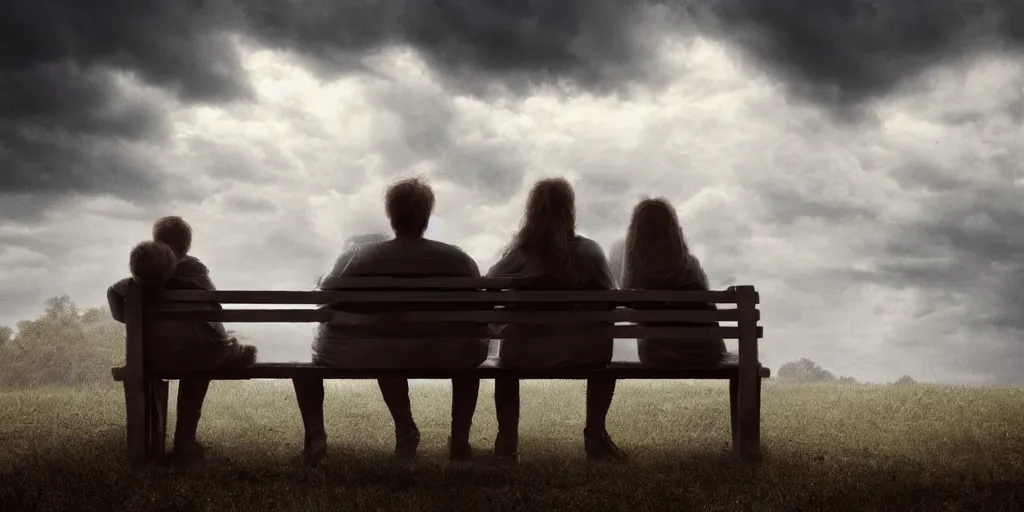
[
  {"x1": 0, "y1": 296, "x2": 125, "y2": 389},
  {"x1": 777, "y1": 358, "x2": 838, "y2": 384},
  {"x1": 838, "y1": 376, "x2": 859, "y2": 385},
  {"x1": 894, "y1": 375, "x2": 917, "y2": 386},
  {"x1": 0, "y1": 326, "x2": 11, "y2": 349}
]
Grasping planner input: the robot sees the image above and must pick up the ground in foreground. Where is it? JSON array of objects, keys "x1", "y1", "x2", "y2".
[{"x1": 1, "y1": 381, "x2": 1023, "y2": 511}]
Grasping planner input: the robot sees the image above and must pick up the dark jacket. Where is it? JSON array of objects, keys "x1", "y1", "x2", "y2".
[{"x1": 313, "y1": 237, "x2": 490, "y2": 369}]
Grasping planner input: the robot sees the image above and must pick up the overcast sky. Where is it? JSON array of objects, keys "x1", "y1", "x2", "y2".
[{"x1": 2, "y1": 1, "x2": 1023, "y2": 385}]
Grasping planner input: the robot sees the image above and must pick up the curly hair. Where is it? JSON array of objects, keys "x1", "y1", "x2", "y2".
[
  {"x1": 384, "y1": 177, "x2": 435, "y2": 238},
  {"x1": 505, "y1": 178, "x2": 577, "y2": 282},
  {"x1": 128, "y1": 240, "x2": 178, "y2": 287},
  {"x1": 152, "y1": 216, "x2": 192, "y2": 260},
  {"x1": 624, "y1": 197, "x2": 690, "y2": 284}
]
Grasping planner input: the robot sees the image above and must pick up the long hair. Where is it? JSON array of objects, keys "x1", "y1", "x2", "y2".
[
  {"x1": 624, "y1": 198, "x2": 690, "y2": 285},
  {"x1": 506, "y1": 178, "x2": 577, "y2": 283}
]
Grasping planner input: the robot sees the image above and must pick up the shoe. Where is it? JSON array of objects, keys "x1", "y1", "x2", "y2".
[
  {"x1": 584, "y1": 429, "x2": 628, "y2": 462},
  {"x1": 302, "y1": 435, "x2": 327, "y2": 468},
  {"x1": 492, "y1": 432, "x2": 519, "y2": 465},
  {"x1": 394, "y1": 424, "x2": 420, "y2": 460},
  {"x1": 170, "y1": 441, "x2": 206, "y2": 467},
  {"x1": 448, "y1": 437, "x2": 473, "y2": 462}
]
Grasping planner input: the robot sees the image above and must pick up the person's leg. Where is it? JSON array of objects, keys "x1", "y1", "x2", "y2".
[
  {"x1": 493, "y1": 377, "x2": 520, "y2": 461},
  {"x1": 449, "y1": 377, "x2": 481, "y2": 460},
  {"x1": 584, "y1": 376, "x2": 628, "y2": 461},
  {"x1": 172, "y1": 378, "x2": 211, "y2": 464},
  {"x1": 292, "y1": 377, "x2": 327, "y2": 466},
  {"x1": 377, "y1": 378, "x2": 420, "y2": 459}
]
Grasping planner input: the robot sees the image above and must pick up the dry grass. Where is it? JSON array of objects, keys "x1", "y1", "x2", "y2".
[{"x1": 1, "y1": 380, "x2": 1023, "y2": 511}]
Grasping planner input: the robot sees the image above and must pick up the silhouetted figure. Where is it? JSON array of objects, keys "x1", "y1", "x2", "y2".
[
  {"x1": 622, "y1": 198, "x2": 725, "y2": 368},
  {"x1": 106, "y1": 237, "x2": 256, "y2": 466},
  {"x1": 294, "y1": 178, "x2": 488, "y2": 466},
  {"x1": 487, "y1": 178, "x2": 626, "y2": 463}
]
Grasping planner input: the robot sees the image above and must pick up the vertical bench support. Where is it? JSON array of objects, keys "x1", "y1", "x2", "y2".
[
  {"x1": 146, "y1": 379, "x2": 169, "y2": 462},
  {"x1": 734, "y1": 285, "x2": 762, "y2": 461},
  {"x1": 123, "y1": 281, "x2": 148, "y2": 469}
]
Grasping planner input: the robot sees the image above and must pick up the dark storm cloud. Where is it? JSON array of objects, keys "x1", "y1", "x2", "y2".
[
  {"x1": 5, "y1": 0, "x2": 1024, "y2": 209},
  {"x1": 702, "y1": 0, "x2": 1024, "y2": 110},
  {"x1": 235, "y1": 0, "x2": 1024, "y2": 111},
  {"x1": 0, "y1": 0, "x2": 249, "y2": 217},
  {"x1": 238, "y1": 0, "x2": 664, "y2": 97}
]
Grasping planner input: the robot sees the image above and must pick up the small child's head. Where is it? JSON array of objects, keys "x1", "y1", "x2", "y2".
[
  {"x1": 129, "y1": 240, "x2": 178, "y2": 287},
  {"x1": 152, "y1": 216, "x2": 192, "y2": 261}
]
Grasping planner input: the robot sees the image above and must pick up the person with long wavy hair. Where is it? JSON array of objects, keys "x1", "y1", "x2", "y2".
[
  {"x1": 487, "y1": 177, "x2": 626, "y2": 463},
  {"x1": 622, "y1": 197, "x2": 726, "y2": 368}
]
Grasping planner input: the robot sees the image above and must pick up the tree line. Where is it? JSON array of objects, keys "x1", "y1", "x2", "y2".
[
  {"x1": 0, "y1": 294, "x2": 917, "y2": 389},
  {"x1": 0, "y1": 296, "x2": 124, "y2": 388}
]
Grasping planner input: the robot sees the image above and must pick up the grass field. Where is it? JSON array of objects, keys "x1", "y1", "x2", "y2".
[{"x1": 1, "y1": 380, "x2": 1023, "y2": 511}]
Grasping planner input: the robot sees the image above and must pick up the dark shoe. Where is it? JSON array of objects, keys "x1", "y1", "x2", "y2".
[
  {"x1": 492, "y1": 432, "x2": 519, "y2": 465},
  {"x1": 584, "y1": 429, "x2": 628, "y2": 462},
  {"x1": 449, "y1": 437, "x2": 473, "y2": 462},
  {"x1": 170, "y1": 441, "x2": 206, "y2": 467},
  {"x1": 303, "y1": 435, "x2": 327, "y2": 468},
  {"x1": 394, "y1": 424, "x2": 420, "y2": 460}
]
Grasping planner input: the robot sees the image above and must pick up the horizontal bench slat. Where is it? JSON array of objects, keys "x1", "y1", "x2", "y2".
[
  {"x1": 126, "y1": 359, "x2": 771, "y2": 381},
  {"x1": 149, "y1": 289, "x2": 759, "y2": 305},
  {"x1": 143, "y1": 308, "x2": 758, "y2": 324},
  {"x1": 136, "y1": 316, "x2": 762, "y2": 338}
]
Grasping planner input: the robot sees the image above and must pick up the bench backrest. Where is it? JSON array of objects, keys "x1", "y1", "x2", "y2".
[{"x1": 119, "y1": 279, "x2": 761, "y2": 377}]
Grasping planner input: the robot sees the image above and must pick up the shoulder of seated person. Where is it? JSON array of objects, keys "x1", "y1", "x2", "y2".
[
  {"x1": 176, "y1": 255, "x2": 209, "y2": 273},
  {"x1": 165, "y1": 276, "x2": 207, "y2": 290},
  {"x1": 573, "y1": 236, "x2": 607, "y2": 259}
]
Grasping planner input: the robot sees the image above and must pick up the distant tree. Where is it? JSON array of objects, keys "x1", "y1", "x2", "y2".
[
  {"x1": 777, "y1": 358, "x2": 838, "y2": 384},
  {"x1": 838, "y1": 376, "x2": 859, "y2": 385},
  {"x1": 0, "y1": 296, "x2": 125, "y2": 389},
  {"x1": 608, "y1": 238, "x2": 625, "y2": 288},
  {"x1": 0, "y1": 326, "x2": 11, "y2": 349},
  {"x1": 894, "y1": 375, "x2": 917, "y2": 386}
]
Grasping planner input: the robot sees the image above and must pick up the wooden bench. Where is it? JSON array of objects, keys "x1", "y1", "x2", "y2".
[{"x1": 111, "y1": 279, "x2": 767, "y2": 469}]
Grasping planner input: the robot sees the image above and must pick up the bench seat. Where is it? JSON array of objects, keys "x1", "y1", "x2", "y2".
[{"x1": 125, "y1": 355, "x2": 771, "y2": 381}]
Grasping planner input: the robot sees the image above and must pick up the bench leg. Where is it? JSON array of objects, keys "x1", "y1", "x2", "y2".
[
  {"x1": 735, "y1": 375, "x2": 762, "y2": 461},
  {"x1": 728, "y1": 377, "x2": 738, "y2": 451},
  {"x1": 123, "y1": 377, "x2": 148, "y2": 469},
  {"x1": 145, "y1": 379, "x2": 169, "y2": 463}
]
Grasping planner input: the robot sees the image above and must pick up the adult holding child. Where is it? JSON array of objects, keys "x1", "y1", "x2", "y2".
[{"x1": 106, "y1": 217, "x2": 257, "y2": 466}]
